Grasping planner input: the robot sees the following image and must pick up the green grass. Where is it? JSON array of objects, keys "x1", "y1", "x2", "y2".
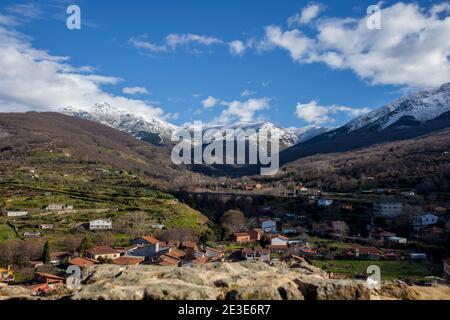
[
  {"x1": 312, "y1": 259, "x2": 443, "y2": 281},
  {"x1": 0, "y1": 221, "x2": 18, "y2": 244}
]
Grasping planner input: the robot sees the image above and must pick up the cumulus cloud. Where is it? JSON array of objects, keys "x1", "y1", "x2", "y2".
[
  {"x1": 216, "y1": 98, "x2": 270, "y2": 124},
  {"x1": 0, "y1": 25, "x2": 163, "y2": 120},
  {"x1": 202, "y1": 96, "x2": 219, "y2": 108},
  {"x1": 288, "y1": 3, "x2": 323, "y2": 26},
  {"x1": 122, "y1": 86, "x2": 150, "y2": 95},
  {"x1": 295, "y1": 100, "x2": 370, "y2": 124},
  {"x1": 264, "y1": 2, "x2": 450, "y2": 88},
  {"x1": 229, "y1": 40, "x2": 246, "y2": 56},
  {"x1": 262, "y1": 25, "x2": 316, "y2": 61}
]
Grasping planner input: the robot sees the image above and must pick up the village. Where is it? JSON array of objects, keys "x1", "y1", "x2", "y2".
[{"x1": 1, "y1": 190, "x2": 450, "y2": 296}]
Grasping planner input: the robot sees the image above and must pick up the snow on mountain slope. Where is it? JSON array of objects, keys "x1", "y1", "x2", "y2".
[
  {"x1": 182, "y1": 121, "x2": 328, "y2": 147},
  {"x1": 345, "y1": 82, "x2": 450, "y2": 132},
  {"x1": 63, "y1": 104, "x2": 328, "y2": 147},
  {"x1": 64, "y1": 103, "x2": 178, "y2": 144}
]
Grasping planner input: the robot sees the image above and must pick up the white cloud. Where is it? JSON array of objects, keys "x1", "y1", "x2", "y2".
[
  {"x1": 263, "y1": 2, "x2": 450, "y2": 88},
  {"x1": 129, "y1": 36, "x2": 167, "y2": 53},
  {"x1": 288, "y1": 3, "x2": 323, "y2": 26},
  {"x1": 202, "y1": 96, "x2": 219, "y2": 108},
  {"x1": 0, "y1": 25, "x2": 163, "y2": 120},
  {"x1": 165, "y1": 33, "x2": 222, "y2": 48},
  {"x1": 241, "y1": 89, "x2": 255, "y2": 97},
  {"x1": 262, "y1": 25, "x2": 316, "y2": 61},
  {"x1": 122, "y1": 86, "x2": 150, "y2": 95},
  {"x1": 130, "y1": 33, "x2": 222, "y2": 54},
  {"x1": 229, "y1": 40, "x2": 246, "y2": 56},
  {"x1": 216, "y1": 98, "x2": 270, "y2": 124},
  {"x1": 295, "y1": 100, "x2": 370, "y2": 124}
]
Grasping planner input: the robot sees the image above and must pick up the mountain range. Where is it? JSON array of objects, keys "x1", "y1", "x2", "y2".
[
  {"x1": 63, "y1": 104, "x2": 328, "y2": 148},
  {"x1": 3, "y1": 81, "x2": 448, "y2": 178}
]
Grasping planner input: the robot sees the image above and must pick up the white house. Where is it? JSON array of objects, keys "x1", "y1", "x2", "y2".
[
  {"x1": 89, "y1": 219, "x2": 112, "y2": 230},
  {"x1": 46, "y1": 204, "x2": 73, "y2": 211},
  {"x1": 373, "y1": 201, "x2": 403, "y2": 218},
  {"x1": 46, "y1": 204, "x2": 63, "y2": 211},
  {"x1": 261, "y1": 219, "x2": 277, "y2": 233},
  {"x1": 387, "y1": 236, "x2": 407, "y2": 244},
  {"x1": 317, "y1": 199, "x2": 333, "y2": 207},
  {"x1": 151, "y1": 223, "x2": 165, "y2": 229},
  {"x1": 7, "y1": 211, "x2": 28, "y2": 217},
  {"x1": 271, "y1": 235, "x2": 288, "y2": 246},
  {"x1": 401, "y1": 191, "x2": 415, "y2": 198},
  {"x1": 205, "y1": 247, "x2": 224, "y2": 259},
  {"x1": 413, "y1": 213, "x2": 439, "y2": 229},
  {"x1": 39, "y1": 224, "x2": 54, "y2": 230}
]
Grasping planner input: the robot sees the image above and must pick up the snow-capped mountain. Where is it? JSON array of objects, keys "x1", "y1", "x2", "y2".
[
  {"x1": 64, "y1": 103, "x2": 178, "y2": 144},
  {"x1": 280, "y1": 82, "x2": 450, "y2": 165},
  {"x1": 182, "y1": 121, "x2": 327, "y2": 148},
  {"x1": 64, "y1": 104, "x2": 327, "y2": 147},
  {"x1": 344, "y1": 82, "x2": 450, "y2": 132}
]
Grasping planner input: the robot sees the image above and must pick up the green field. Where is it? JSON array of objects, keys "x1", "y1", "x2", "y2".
[{"x1": 312, "y1": 259, "x2": 443, "y2": 281}]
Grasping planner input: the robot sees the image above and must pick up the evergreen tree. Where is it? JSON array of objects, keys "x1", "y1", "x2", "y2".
[
  {"x1": 42, "y1": 241, "x2": 51, "y2": 264},
  {"x1": 78, "y1": 237, "x2": 91, "y2": 256}
]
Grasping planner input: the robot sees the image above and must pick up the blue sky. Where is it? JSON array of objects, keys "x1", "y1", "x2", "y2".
[{"x1": 0, "y1": 0, "x2": 448, "y2": 128}]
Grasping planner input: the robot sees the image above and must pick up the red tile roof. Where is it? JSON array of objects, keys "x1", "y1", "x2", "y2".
[
  {"x1": 69, "y1": 257, "x2": 97, "y2": 268},
  {"x1": 140, "y1": 236, "x2": 164, "y2": 245},
  {"x1": 112, "y1": 256, "x2": 143, "y2": 265}
]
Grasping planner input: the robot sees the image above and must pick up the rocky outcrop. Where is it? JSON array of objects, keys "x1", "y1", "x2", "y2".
[
  {"x1": 1, "y1": 260, "x2": 449, "y2": 300},
  {"x1": 69, "y1": 260, "x2": 376, "y2": 300},
  {"x1": 0, "y1": 283, "x2": 35, "y2": 300}
]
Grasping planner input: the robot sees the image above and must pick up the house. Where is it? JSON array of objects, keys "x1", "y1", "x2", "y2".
[
  {"x1": 443, "y1": 258, "x2": 450, "y2": 282},
  {"x1": 7, "y1": 211, "x2": 28, "y2": 217},
  {"x1": 241, "y1": 248, "x2": 270, "y2": 262},
  {"x1": 112, "y1": 256, "x2": 143, "y2": 266},
  {"x1": 150, "y1": 223, "x2": 165, "y2": 229},
  {"x1": 260, "y1": 219, "x2": 277, "y2": 233},
  {"x1": 413, "y1": 213, "x2": 439, "y2": 229},
  {"x1": 297, "y1": 247, "x2": 317, "y2": 258},
  {"x1": 24, "y1": 232, "x2": 41, "y2": 238},
  {"x1": 387, "y1": 236, "x2": 407, "y2": 244},
  {"x1": 0, "y1": 266, "x2": 14, "y2": 283},
  {"x1": 271, "y1": 235, "x2": 288, "y2": 246},
  {"x1": 373, "y1": 201, "x2": 403, "y2": 218},
  {"x1": 68, "y1": 257, "x2": 97, "y2": 269},
  {"x1": 348, "y1": 246, "x2": 381, "y2": 259},
  {"x1": 50, "y1": 252, "x2": 71, "y2": 265},
  {"x1": 249, "y1": 228, "x2": 263, "y2": 241},
  {"x1": 39, "y1": 224, "x2": 54, "y2": 230},
  {"x1": 181, "y1": 241, "x2": 197, "y2": 252},
  {"x1": 26, "y1": 272, "x2": 65, "y2": 294},
  {"x1": 369, "y1": 228, "x2": 396, "y2": 241},
  {"x1": 86, "y1": 246, "x2": 121, "y2": 261},
  {"x1": 401, "y1": 191, "x2": 415, "y2": 198},
  {"x1": 409, "y1": 253, "x2": 427, "y2": 261},
  {"x1": 268, "y1": 244, "x2": 288, "y2": 252},
  {"x1": 229, "y1": 232, "x2": 251, "y2": 243},
  {"x1": 131, "y1": 236, "x2": 165, "y2": 247},
  {"x1": 282, "y1": 227, "x2": 297, "y2": 235},
  {"x1": 89, "y1": 219, "x2": 112, "y2": 230},
  {"x1": 317, "y1": 198, "x2": 333, "y2": 207},
  {"x1": 383, "y1": 253, "x2": 403, "y2": 260},
  {"x1": 205, "y1": 247, "x2": 224, "y2": 260},
  {"x1": 158, "y1": 254, "x2": 181, "y2": 266},
  {"x1": 46, "y1": 204, "x2": 64, "y2": 211}
]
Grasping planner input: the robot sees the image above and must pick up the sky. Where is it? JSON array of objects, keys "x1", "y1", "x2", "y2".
[{"x1": 0, "y1": 0, "x2": 449, "y2": 129}]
